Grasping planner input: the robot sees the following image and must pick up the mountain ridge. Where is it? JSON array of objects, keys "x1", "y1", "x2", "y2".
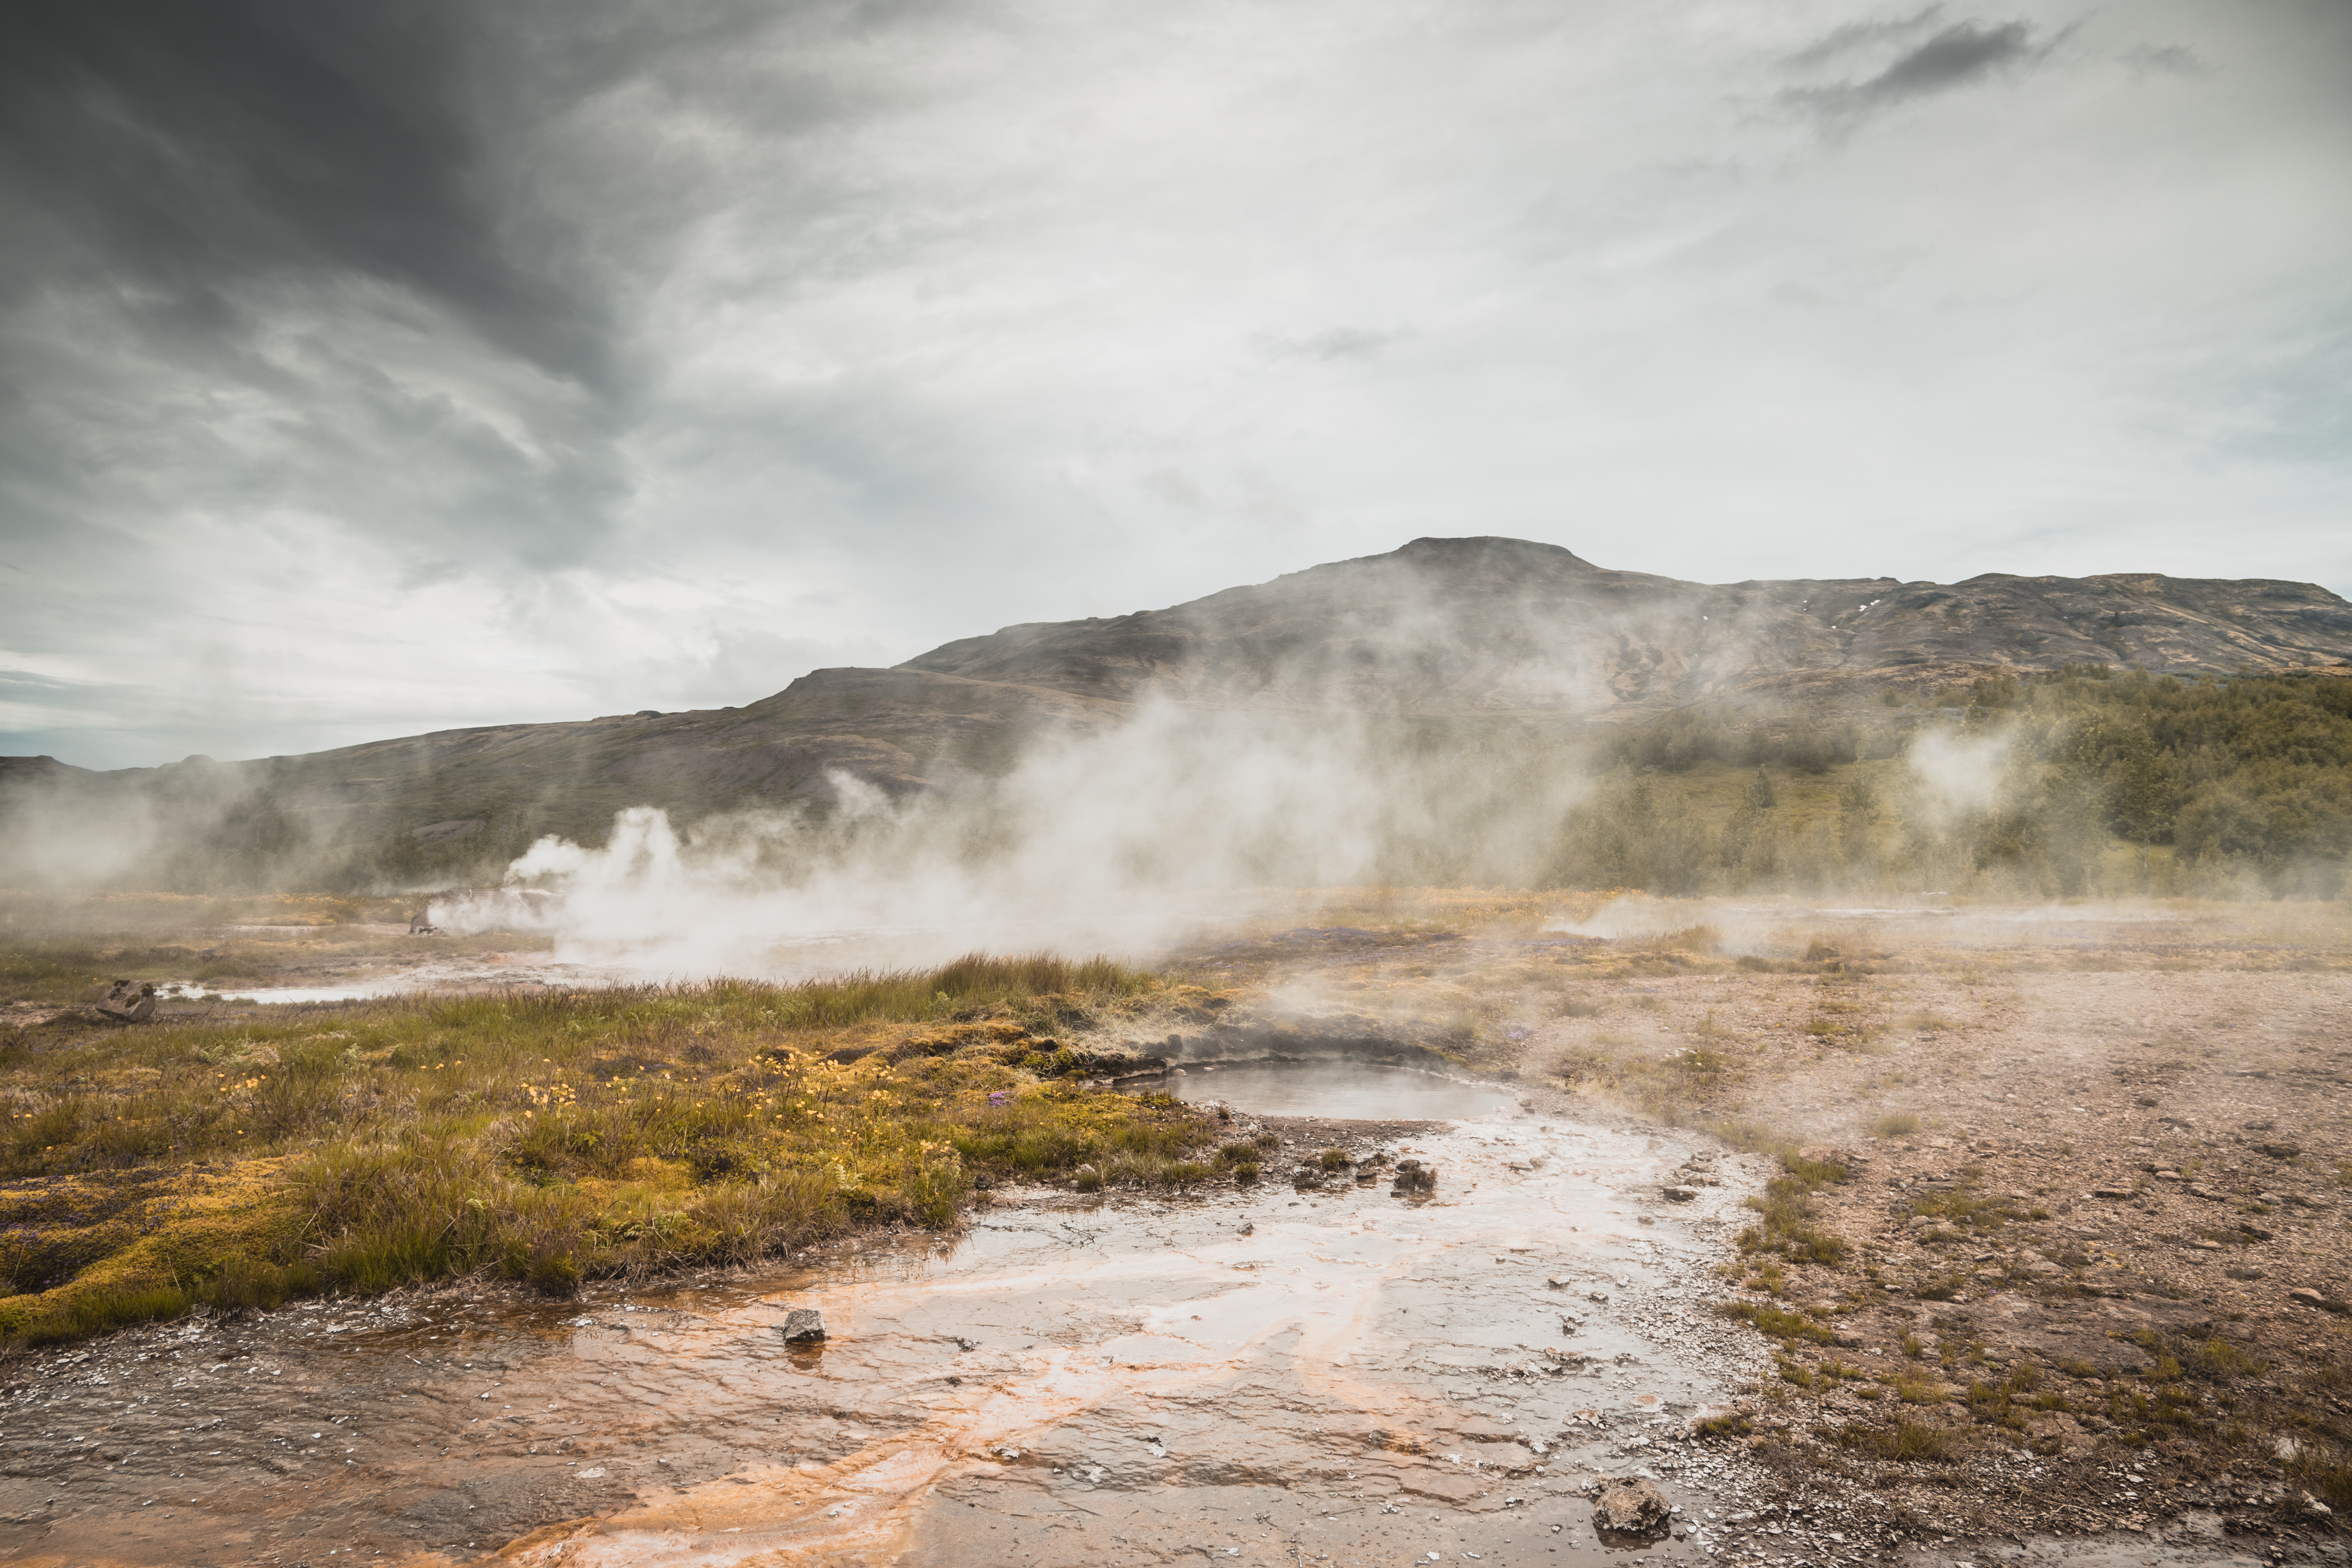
[{"x1": 5, "y1": 536, "x2": 2349, "y2": 886}]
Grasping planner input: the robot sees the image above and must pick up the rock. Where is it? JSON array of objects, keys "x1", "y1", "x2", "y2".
[
  {"x1": 2090, "y1": 1186, "x2": 2135, "y2": 1199},
  {"x1": 779, "y1": 1307, "x2": 827, "y2": 1344},
  {"x1": 1391, "y1": 1159, "x2": 1437, "y2": 1196},
  {"x1": 1661, "y1": 1185, "x2": 1699, "y2": 1202},
  {"x1": 2255, "y1": 1142, "x2": 2303, "y2": 1159},
  {"x1": 95, "y1": 980, "x2": 156, "y2": 1023},
  {"x1": 1592, "y1": 1476, "x2": 1672, "y2": 1542},
  {"x1": 2287, "y1": 1288, "x2": 2327, "y2": 1306},
  {"x1": 2299, "y1": 1491, "x2": 2334, "y2": 1519}
]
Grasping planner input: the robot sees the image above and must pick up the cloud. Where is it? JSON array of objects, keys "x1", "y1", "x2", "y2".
[
  {"x1": 1787, "y1": 18, "x2": 2046, "y2": 118},
  {"x1": 1260, "y1": 327, "x2": 1405, "y2": 362},
  {"x1": 1, "y1": 0, "x2": 2349, "y2": 771}
]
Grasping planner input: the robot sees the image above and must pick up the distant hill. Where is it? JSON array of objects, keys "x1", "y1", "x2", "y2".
[
  {"x1": 904, "y1": 536, "x2": 2352, "y2": 710},
  {"x1": 6, "y1": 537, "x2": 2349, "y2": 888}
]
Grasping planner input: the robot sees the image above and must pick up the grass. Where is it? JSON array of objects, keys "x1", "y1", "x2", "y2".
[
  {"x1": 1903, "y1": 1180, "x2": 2032, "y2": 1233},
  {"x1": 1838, "y1": 1418, "x2": 1960, "y2": 1462},
  {"x1": 1736, "y1": 1174, "x2": 1848, "y2": 1266},
  {"x1": 1721, "y1": 1299, "x2": 1834, "y2": 1345},
  {"x1": 1882, "y1": 1366, "x2": 1946, "y2": 1404},
  {"x1": 0, "y1": 953, "x2": 1219, "y2": 1344},
  {"x1": 1872, "y1": 1112, "x2": 1920, "y2": 1138},
  {"x1": 1551, "y1": 1039, "x2": 1738, "y2": 1126}
]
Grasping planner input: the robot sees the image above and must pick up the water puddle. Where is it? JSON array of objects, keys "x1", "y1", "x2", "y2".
[
  {"x1": 1161, "y1": 1060, "x2": 1519, "y2": 1120},
  {"x1": 0, "y1": 1115, "x2": 1775, "y2": 1566}
]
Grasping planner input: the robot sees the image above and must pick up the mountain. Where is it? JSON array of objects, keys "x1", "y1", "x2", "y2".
[
  {"x1": 903, "y1": 536, "x2": 2352, "y2": 711},
  {"x1": 6, "y1": 537, "x2": 2350, "y2": 886}
]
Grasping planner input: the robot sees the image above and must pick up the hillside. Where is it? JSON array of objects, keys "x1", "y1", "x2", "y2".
[
  {"x1": 5, "y1": 536, "x2": 2350, "y2": 890},
  {"x1": 904, "y1": 536, "x2": 2352, "y2": 710}
]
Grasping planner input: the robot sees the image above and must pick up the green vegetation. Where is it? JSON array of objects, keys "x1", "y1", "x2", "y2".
[
  {"x1": 12, "y1": 667, "x2": 2347, "y2": 900},
  {"x1": 1720, "y1": 1299, "x2": 1835, "y2": 1346},
  {"x1": 1553, "y1": 668, "x2": 2352, "y2": 897},
  {"x1": 1731, "y1": 1145, "x2": 1850, "y2": 1267},
  {"x1": 0, "y1": 955, "x2": 1216, "y2": 1344}
]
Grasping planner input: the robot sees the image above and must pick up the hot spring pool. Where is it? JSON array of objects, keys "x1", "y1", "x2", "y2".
[{"x1": 1153, "y1": 1060, "x2": 1518, "y2": 1120}]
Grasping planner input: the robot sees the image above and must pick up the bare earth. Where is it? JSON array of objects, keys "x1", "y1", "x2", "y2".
[{"x1": 1300, "y1": 899, "x2": 2352, "y2": 1559}]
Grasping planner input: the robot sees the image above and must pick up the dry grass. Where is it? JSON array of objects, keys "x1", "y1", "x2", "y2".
[
  {"x1": 1837, "y1": 1418, "x2": 1961, "y2": 1462},
  {"x1": 0, "y1": 954, "x2": 1215, "y2": 1344}
]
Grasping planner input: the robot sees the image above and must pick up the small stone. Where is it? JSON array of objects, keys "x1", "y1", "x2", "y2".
[
  {"x1": 780, "y1": 1307, "x2": 826, "y2": 1344},
  {"x1": 1662, "y1": 1185, "x2": 1699, "y2": 1203},
  {"x1": 2255, "y1": 1142, "x2": 2302, "y2": 1159},
  {"x1": 2287, "y1": 1288, "x2": 2326, "y2": 1306},
  {"x1": 1592, "y1": 1476, "x2": 1672, "y2": 1542}
]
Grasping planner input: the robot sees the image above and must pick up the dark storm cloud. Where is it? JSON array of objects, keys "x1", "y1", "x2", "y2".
[
  {"x1": 1787, "y1": 17, "x2": 2046, "y2": 118},
  {"x1": 0, "y1": 1, "x2": 599, "y2": 382},
  {"x1": 0, "y1": 0, "x2": 865, "y2": 574}
]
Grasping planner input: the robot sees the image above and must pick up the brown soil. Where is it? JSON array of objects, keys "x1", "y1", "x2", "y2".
[{"x1": 1205, "y1": 902, "x2": 2352, "y2": 1558}]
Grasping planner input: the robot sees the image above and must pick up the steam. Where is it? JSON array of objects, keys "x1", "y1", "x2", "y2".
[
  {"x1": 444, "y1": 701, "x2": 1596, "y2": 979},
  {"x1": 1905, "y1": 728, "x2": 2014, "y2": 822}
]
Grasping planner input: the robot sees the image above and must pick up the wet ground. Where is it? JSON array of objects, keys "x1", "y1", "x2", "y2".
[
  {"x1": 5, "y1": 897, "x2": 2350, "y2": 1565},
  {"x1": 1162, "y1": 1061, "x2": 1520, "y2": 1121},
  {"x1": 0, "y1": 1094, "x2": 1790, "y2": 1567}
]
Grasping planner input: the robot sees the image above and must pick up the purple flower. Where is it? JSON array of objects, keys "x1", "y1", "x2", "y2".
[{"x1": 987, "y1": 1091, "x2": 1011, "y2": 1107}]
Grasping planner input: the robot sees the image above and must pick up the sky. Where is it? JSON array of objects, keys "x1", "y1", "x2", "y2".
[{"x1": 2, "y1": 0, "x2": 2347, "y2": 770}]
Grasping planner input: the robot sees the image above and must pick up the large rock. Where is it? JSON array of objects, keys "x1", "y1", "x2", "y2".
[
  {"x1": 95, "y1": 981, "x2": 156, "y2": 1023},
  {"x1": 780, "y1": 1307, "x2": 827, "y2": 1344},
  {"x1": 1592, "y1": 1476, "x2": 1672, "y2": 1543},
  {"x1": 1391, "y1": 1159, "x2": 1437, "y2": 1196}
]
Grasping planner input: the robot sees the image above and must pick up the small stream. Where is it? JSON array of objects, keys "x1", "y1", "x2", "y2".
[{"x1": 0, "y1": 1072, "x2": 1783, "y2": 1567}]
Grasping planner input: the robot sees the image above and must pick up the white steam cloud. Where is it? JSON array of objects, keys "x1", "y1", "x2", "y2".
[
  {"x1": 1905, "y1": 728, "x2": 2014, "y2": 822},
  {"x1": 439, "y1": 702, "x2": 1594, "y2": 980}
]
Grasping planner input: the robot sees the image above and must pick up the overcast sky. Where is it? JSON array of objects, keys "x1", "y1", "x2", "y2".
[{"x1": 3, "y1": 0, "x2": 2347, "y2": 769}]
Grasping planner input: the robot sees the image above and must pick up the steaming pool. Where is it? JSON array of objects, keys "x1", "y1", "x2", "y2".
[{"x1": 1152, "y1": 1059, "x2": 1519, "y2": 1120}]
